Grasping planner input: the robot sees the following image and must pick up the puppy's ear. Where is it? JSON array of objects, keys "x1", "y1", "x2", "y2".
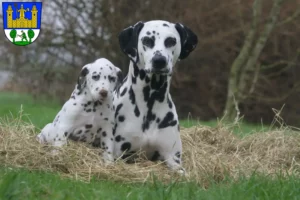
[
  {"x1": 77, "y1": 66, "x2": 89, "y2": 93},
  {"x1": 175, "y1": 23, "x2": 198, "y2": 60},
  {"x1": 119, "y1": 21, "x2": 144, "y2": 62}
]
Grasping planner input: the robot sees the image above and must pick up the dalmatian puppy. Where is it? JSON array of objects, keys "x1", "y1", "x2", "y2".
[
  {"x1": 37, "y1": 58, "x2": 122, "y2": 163},
  {"x1": 113, "y1": 20, "x2": 197, "y2": 172}
]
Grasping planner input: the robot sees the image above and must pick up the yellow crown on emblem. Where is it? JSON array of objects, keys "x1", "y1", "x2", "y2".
[{"x1": 6, "y1": 4, "x2": 38, "y2": 28}]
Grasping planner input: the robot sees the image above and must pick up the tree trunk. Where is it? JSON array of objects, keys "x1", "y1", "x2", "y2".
[{"x1": 223, "y1": 0, "x2": 284, "y2": 122}]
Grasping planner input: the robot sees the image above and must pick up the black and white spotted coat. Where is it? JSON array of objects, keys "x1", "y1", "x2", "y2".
[
  {"x1": 113, "y1": 20, "x2": 198, "y2": 172},
  {"x1": 37, "y1": 58, "x2": 122, "y2": 163}
]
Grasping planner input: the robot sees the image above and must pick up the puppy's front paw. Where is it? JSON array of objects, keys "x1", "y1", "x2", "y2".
[{"x1": 36, "y1": 134, "x2": 45, "y2": 144}]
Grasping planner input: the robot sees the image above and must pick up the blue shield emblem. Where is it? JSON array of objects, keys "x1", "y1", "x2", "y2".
[{"x1": 2, "y1": 2, "x2": 42, "y2": 46}]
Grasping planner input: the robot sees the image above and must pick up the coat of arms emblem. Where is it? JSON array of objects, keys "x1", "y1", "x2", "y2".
[{"x1": 2, "y1": 2, "x2": 42, "y2": 46}]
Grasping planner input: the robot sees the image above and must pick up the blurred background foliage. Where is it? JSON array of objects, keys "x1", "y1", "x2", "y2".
[{"x1": 0, "y1": 0, "x2": 299, "y2": 126}]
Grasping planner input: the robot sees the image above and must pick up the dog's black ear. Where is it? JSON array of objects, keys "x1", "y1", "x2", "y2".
[
  {"x1": 114, "y1": 67, "x2": 123, "y2": 90},
  {"x1": 175, "y1": 23, "x2": 198, "y2": 60},
  {"x1": 119, "y1": 21, "x2": 144, "y2": 62},
  {"x1": 116, "y1": 69, "x2": 123, "y2": 84},
  {"x1": 77, "y1": 67, "x2": 89, "y2": 93}
]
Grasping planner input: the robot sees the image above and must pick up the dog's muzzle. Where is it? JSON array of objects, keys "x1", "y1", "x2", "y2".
[{"x1": 151, "y1": 55, "x2": 168, "y2": 74}]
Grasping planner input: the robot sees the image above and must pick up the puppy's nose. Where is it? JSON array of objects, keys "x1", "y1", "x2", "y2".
[
  {"x1": 152, "y1": 55, "x2": 167, "y2": 69},
  {"x1": 99, "y1": 89, "x2": 108, "y2": 98}
]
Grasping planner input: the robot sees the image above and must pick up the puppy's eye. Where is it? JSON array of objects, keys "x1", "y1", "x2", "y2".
[
  {"x1": 92, "y1": 75, "x2": 100, "y2": 81},
  {"x1": 164, "y1": 37, "x2": 176, "y2": 48},
  {"x1": 108, "y1": 76, "x2": 116, "y2": 82},
  {"x1": 142, "y1": 37, "x2": 154, "y2": 48}
]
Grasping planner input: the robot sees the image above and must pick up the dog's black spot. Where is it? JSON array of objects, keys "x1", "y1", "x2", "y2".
[
  {"x1": 71, "y1": 95, "x2": 76, "y2": 99},
  {"x1": 121, "y1": 142, "x2": 131, "y2": 152},
  {"x1": 129, "y1": 87, "x2": 136, "y2": 105},
  {"x1": 141, "y1": 75, "x2": 168, "y2": 132},
  {"x1": 151, "y1": 151, "x2": 160, "y2": 161},
  {"x1": 133, "y1": 63, "x2": 139, "y2": 77},
  {"x1": 64, "y1": 132, "x2": 68, "y2": 137},
  {"x1": 174, "y1": 159, "x2": 180, "y2": 164},
  {"x1": 178, "y1": 124, "x2": 180, "y2": 131},
  {"x1": 139, "y1": 70, "x2": 146, "y2": 80},
  {"x1": 145, "y1": 75, "x2": 150, "y2": 83},
  {"x1": 172, "y1": 51, "x2": 174, "y2": 55},
  {"x1": 69, "y1": 134, "x2": 79, "y2": 141},
  {"x1": 96, "y1": 87, "x2": 99, "y2": 91},
  {"x1": 93, "y1": 108, "x2": 96, "y2": 112},
  {"x1": 120, "y1": 87, "x2": 127, "y2": 96},
  {"x1": 87, "y1": 101, "x2": 91, "y2": 105},
  {"x1": 175, "y1": 151, "x2": 181, "y2": 158},
  {"x1": 107, "y1": 104, "x2": 110, "y2": 109},
  {"x1": 85, "y1": 129, "x2": 90, "y2": 133},
  {"x1": 152, "y1": 30, "x2": 156, "y2": 34},
  {"x1": 146, "y1": 31, "x2": 151, "y2": 35},
  {"x1": 77, "y1": 130, "x2": 82, "y2": 135},
  {"x1": 163, "y1": 23, "x2": 169, "y2": 27},
  {"x1": 134, "y1": 106, "x2": 140, "y2": 117},
  {"x1": 143, "y1": 85, "x2": 150, "y2": 101},
  {"x1": 118, "y1": 115, "x2": 125, "y2": 122},
  {"x1": 73, "y1": 103, "x2": 76, "y2": 106},
  {"x1": 112, "y1": 124, "x2": 117, "y2": 136},
  {"x1": 86, "y1": 109, "x2": 92, "y2": 112},
  {"x1": 142, "y1": 112, "x2": 156, "y2": 132},
  {"x1": 80, "y1": 135, "x2": 87, "y2": 142},
  {"x1": 165, "y1": 37, "x2": 177, "y2": 48},
  {"x1": 104, "y1": 118, "x2": 108, "y2": 121},
  {"x1": 115, "y1": 103, "x2": 123, "y2": 118},
  {"x1": 92, "y1": 137, "x2": 101, "y2": 147},
  {"x1": 142, "y1": 36, "x2": 155, "y2": 49},
  {"x1": 85, "y1": 124, "x2": 93, "y2": 129},
  {"x1": 132, "y1": 76, "x2": 137, "y2": 84},
  {"x1": 156, "y1": 118, "x2": 160, "y2": 123},
  {"x1": 102, "y1": 131, "x2": 107, "y2": 137},
  {"x1": 158, "y1": 112, "x2": 177, "y2": 129},
  {"x1": 151, "y1": 75, "x2": 167, "y2": 91},
  {"x1": 115, "y1": 135, "x2": 121, "y2": 142}
]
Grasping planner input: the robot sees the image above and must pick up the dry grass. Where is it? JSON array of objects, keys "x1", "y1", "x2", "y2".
[{"x1": 1, "y1": 116, "x2": 300, "y2": 186}]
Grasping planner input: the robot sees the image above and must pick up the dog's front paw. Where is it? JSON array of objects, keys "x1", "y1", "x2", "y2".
[{"x1": 102, "y1": 152, "x2": 115, "y2": 166}]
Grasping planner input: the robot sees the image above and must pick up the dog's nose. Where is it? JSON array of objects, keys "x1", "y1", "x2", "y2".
[
  {"x1": 152, "y1": 55, "x2": 167, "y2": 69},
  {"x1": 99, "y1": 89, "x2": 108, "y2": 98}
]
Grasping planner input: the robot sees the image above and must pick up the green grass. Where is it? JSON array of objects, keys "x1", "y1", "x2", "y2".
[
  {"x1": 0, "y1": 92, "x2": 295, "y2": 200},
  {"x1": 0, "y1": 168, "x2": 299, "y2": 200},
  {"x1": 0, "y1": 92, "x2": 60, "y2": 129},
  {"x1": 0, "y1": 92, "x2": 268, "y2": 135}
]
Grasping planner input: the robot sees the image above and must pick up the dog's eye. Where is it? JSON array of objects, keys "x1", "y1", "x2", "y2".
[
  {"x1": 108, "y1": 76, "x2": 116, "y2": 82},
  {"x1": 92, "y1": 75, "x2": 100, "y2": 81},
  {"x1": 142, "y1": 37, "x2": 154, "y2": 48},
  {"x1": 164, "y1": 37, "x2": 176, "y2": 48}
]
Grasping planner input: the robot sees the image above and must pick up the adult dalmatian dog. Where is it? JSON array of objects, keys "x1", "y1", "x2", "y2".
[
  {"x1": 37, "y1": 58, "x2": 122, "y2": 163},
  {"x1": 113, "y1": 20, "x2": 197, "y2": 172}
]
